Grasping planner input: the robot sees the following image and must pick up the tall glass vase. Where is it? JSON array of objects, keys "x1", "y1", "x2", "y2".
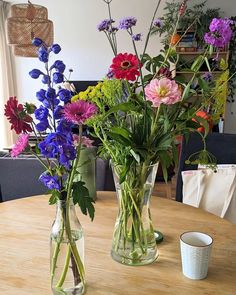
[
  {"x1": 50, "y1": 199, "x2": 85, "y2": 295},
  {"x1": 111, "y1": 162, "x2": 159, "y2": 266}
]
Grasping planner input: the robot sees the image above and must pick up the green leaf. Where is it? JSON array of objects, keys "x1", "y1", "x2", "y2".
[
  {"x1": 191, "y1": 55, "x2": 204, "y2": 72},
  {"x1": 49, "y1": 190, "x2": 61, "y2": 205},
  {"x1": 72, "y1": 181, "x2": 95, "y2": 221},
  {"x1": 105, "y1": 102, "x2": 139, "y2": 117},
  {"x1": 198, "y1": 76, "x2": 209, "y2": 91},
  {"x1": 204, "y1": 57, "x2": 211, "y2": 72},
  {"x1": 181, "y1": 83, "x2": 191, "y2": 101},
  {"x1": 110, "y1": 126, "x2": 131, "y2": 140},
  {"x1": 130, "y1": 149, "x2": 140, "y2": 163}
]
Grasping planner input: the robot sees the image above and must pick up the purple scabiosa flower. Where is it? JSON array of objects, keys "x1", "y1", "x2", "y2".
[
  {"x1": 32, "y1": 38, "x2": 43, "y2": 47},
  {"x1": 58, "y1": 88, "x2": 72, "y2": 103},
  {"x1": 42, "y1": 75, "x2": 50, "y2": 84},
  {"x1": 153, "y1": 18, "x2": 163, "y2": 28},
  {"x1": 51, "y1": 44, "x2": 61, "y2": 54},
  {"x1": 53, "y1": 72, "x2": 64, "y2": 84},
  {"x1": 36, "y1": 119, "x2": 50, "y2": 132},
  {"x1": 39, "y1": 173, "x2": 60, "y2": 190},
  {"x1": 29, "y1": 69, "x2": 42, "y2": 79},
  {"x1": 204, "y1": 18, "x2": 233, "y2": 48},
  {"x1": 108, "y1": 26, "x2": 119, "y2": 33},
  {"x1": 97, "y1": 19, "x2": 115, "y2": 31},
  {"x1": 34, "y1": 105, "x2": 49, "y2": 121},
  {"x1": 119, "y1": 17, "x2": 137, "y2": 30},
  {"x1": 36, "y1": 89, "x2": 46, "y2": 102},
  {"x1": 63, "y1": 101, "x2": 97, "y2": 125},
  {"x1": 54, "y1": 105, "x2": 64, "y2": 120},
  {"x1": 132, "y1": 33, "x2": 142, "y2": 41},
  {"x1": 38, "y1": 46, "x2": 49, "y2": 63}
]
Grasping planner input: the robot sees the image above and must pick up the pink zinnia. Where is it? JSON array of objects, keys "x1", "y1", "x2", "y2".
[
  {"x1": 11, "y1": 134, "x2": 30, "y2": 158},
  {"x1": 73, "y1": 135, "x2": 94, "y2": 148},
  {"x1": 63, "y1": 100, "x2": 97, "y2": 124},
  {"x1": 145, "y1": 78, "x2": 181, "y2": 107}
]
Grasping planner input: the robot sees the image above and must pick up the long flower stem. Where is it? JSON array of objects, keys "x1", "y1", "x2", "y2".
[{"x1": 55, "y1": 246, "x2": 71, "y2": 288}]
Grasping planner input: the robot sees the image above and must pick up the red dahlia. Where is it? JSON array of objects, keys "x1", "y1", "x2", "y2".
[
  {"x1": 4, "y1": 97, "x2": 33, "y2": 134},
  {"x1": 110, "y1": 53, "x2": 140, "y2": 81}
]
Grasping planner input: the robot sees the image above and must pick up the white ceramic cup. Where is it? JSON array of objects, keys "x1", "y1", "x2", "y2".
[{"x1": 180, "y1": 231, "x2": 213, "y2": 280}]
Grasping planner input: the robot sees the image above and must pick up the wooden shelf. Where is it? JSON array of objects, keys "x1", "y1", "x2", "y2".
[
  {"x1": 176, "y1": 71, "x2": 222, "y2": 74},
  {"x1": 177, "y1": 51, "x2": 228, "y2": 55}
]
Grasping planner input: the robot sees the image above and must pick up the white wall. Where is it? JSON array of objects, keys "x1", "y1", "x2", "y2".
[
  {"x1": 8, "y1": 0, "x2": 164, "y2": 104},
  {"x1": 7, "y1": 0, "x2": 236, "y2": 133}
]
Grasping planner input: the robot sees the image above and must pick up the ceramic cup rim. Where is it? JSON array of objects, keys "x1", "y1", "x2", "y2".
[{"x1": 180, "y1": 231, "x2": 213, "y2": 248}]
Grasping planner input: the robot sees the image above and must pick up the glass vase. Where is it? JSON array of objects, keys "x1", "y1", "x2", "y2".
[
  {"x1": 111, "y1": 162, "x2": 159, "y2": 266},
  {"x1": 50, "y1": 199, "x2": 85, "y2": 295}
]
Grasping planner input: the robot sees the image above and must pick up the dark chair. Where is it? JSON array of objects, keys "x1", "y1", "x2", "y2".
[
  {"x1": 176, "y1": 133, "x2": 236, "y2": 202},
  {"x1": 0, "y1": 157, "x2": 46, "y2": 202},
  {"x1": 70, "y1": 80, "x2": 98, "y2": 93}
]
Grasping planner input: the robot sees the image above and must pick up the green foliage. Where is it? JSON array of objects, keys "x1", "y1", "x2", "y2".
[
  {"x1": 72, "y1": 181, "x2": 95, "y2": 221},
  {"x1": 151, "y1": 0, "x2": 211, "y2": 45}
]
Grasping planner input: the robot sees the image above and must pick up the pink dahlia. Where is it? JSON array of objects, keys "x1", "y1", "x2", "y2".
[
  {"x1": 110, "y1": 53, "x2": 140, "y2": 81},
  {"x1": 73, "y1": 135, "x2": 94, "y2": 148},
  {"x1": 63, "y1": 100, "x2": 97, "y2": 124},
  {"x1": 11, "y1": 134, "x2": 30, "y2": 158},
  {"x1": 145, "y1": 78, "x2": 181, "y2": 107}
]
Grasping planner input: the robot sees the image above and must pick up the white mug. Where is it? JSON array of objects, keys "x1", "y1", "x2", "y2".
[{"x1": 180, "y1": 231, "x2": 213, "y2": 280}]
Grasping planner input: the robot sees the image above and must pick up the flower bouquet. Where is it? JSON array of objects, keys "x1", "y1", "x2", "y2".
[
  {"x1": 76, "y1": 0, "x2": 234, "y2": 265},
  {"x1": 4, "y1": 39, "x2": 97, "y2": 294}
]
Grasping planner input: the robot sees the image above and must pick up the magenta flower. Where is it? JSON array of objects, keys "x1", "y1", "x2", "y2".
[
  {"x1": 204, "y1": 18, "x2": 233, "y2": 48},
  {"x1": 63, "y1": 100, "x2": 97, "y2": 124},
  {"x1": 11, "y1": 134, "x2": 30, "y2": 158},
  {"x1": 145, "y1": 78, "x2": 181, "y2": 107}
]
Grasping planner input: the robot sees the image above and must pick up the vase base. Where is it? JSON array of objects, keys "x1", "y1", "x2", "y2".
[
  {"x1": 52, "y1": 282, "x2": 85, "y2": 295},
  {"x1": 111, "y1": 249, "x2": 159, "y2": 266}
]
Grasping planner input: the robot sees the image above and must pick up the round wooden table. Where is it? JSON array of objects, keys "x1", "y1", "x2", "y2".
[{"x1": 0, "y1": 192, "x2": 235, "y2": 295}]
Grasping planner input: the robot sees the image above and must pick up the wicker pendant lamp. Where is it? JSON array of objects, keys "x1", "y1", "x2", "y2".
[{"x1": 6, "y1": 1, "x2": 54, "y2": 57}]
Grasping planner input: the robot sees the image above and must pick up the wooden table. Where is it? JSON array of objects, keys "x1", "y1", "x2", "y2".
[{"x1": 0, "y1": 192, "x2": 235, "y2": 295}]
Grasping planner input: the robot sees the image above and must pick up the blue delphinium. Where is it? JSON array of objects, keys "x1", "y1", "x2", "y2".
[{"x1": 39, "y1": 173, "x2": 60, "y2": 190}]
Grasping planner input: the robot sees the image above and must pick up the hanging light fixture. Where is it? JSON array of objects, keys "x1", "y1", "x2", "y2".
[{"x1": 6, "y1": 1, "x2": 54, "y2": 57}]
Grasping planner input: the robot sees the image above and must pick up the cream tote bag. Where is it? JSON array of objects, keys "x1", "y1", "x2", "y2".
[{"x1": 182, "y1": 166, "x2": 236, "y2": 224}]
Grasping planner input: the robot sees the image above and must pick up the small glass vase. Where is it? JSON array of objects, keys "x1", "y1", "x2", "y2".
[
  {"x1": 111, "y1": 162, "x2": 159, "y2": 266},
  {"x1": 50, "y1": 199, "x2": 85, "y2": 295}
]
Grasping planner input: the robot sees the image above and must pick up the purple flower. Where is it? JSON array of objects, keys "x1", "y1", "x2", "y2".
[
  {"x1": 56, "y1": 119, "x2": 73, "y2": 133},
  {"x1": 51, "y1": 44, "x2": 61, "y2": 54},
  {"x1": 36, "y1": 89, "x2": 46, "y2": 102},
  {"x1": 39, "y1": 174, "x2": 60, "y2": 190},
  {"x1": 204, "y1": 18, "x2": 233, "y2": 48},
  {"x1": 39, "y1": 140, "x2": 58, "y2": 158},
  {"x1": 108, "y1": 27, "x2": 119, "y2": 33},
  {"x1": 53, "y1": 72, "x2": 64, "y2": 84},
  {"x1": 29, "y1": 69, "x2": 42, "y2": 79},
  {"x1": 54, "y1": 105, "x2": 64, "y2": 120},
  {"x1": 97, "y1": 19, "x2": 115, "y2": 31},
  {"x1": 42, "y1": 75, "x2": 50, "y2": 84},
  {"x1": 59, "y1": 144, "x2": 76, "y2": 168},
  {"x1": 57, "y1": 89, "x2": 72, "y2": 103},
  {"x1": 34, "y1": 105, "x2": 49, "y2": 121},
  {"x1": 50, "y1": 60, "x2": 66, "y2": 73},
  {"x1": 46, "y1": 87, "x2": 56, "y2": 100},
  {"x1": 32, "y1": 38, "x2": 43, "y2": 47},
  {"x1": 38, "y1": 46, "x2": 49, "y2": 63},
  {"x1": 202, "y1": 72, "x2": 213, "y2": 82},
  {"x1": 119, "y1": 17, "x2": 137, "y2": 30},
  {"x1": 107, "y1": 69, "x2": 114, "y2": 79},
  {"x1": 153, "y1": 18, "x2": 163, "y2": 28},
  {"x1": 132, "y1": 33, "x2": 142, "y2": 41},
  {"x1": 35, "y1": 119, "x2": 50, "y2": 132}
]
